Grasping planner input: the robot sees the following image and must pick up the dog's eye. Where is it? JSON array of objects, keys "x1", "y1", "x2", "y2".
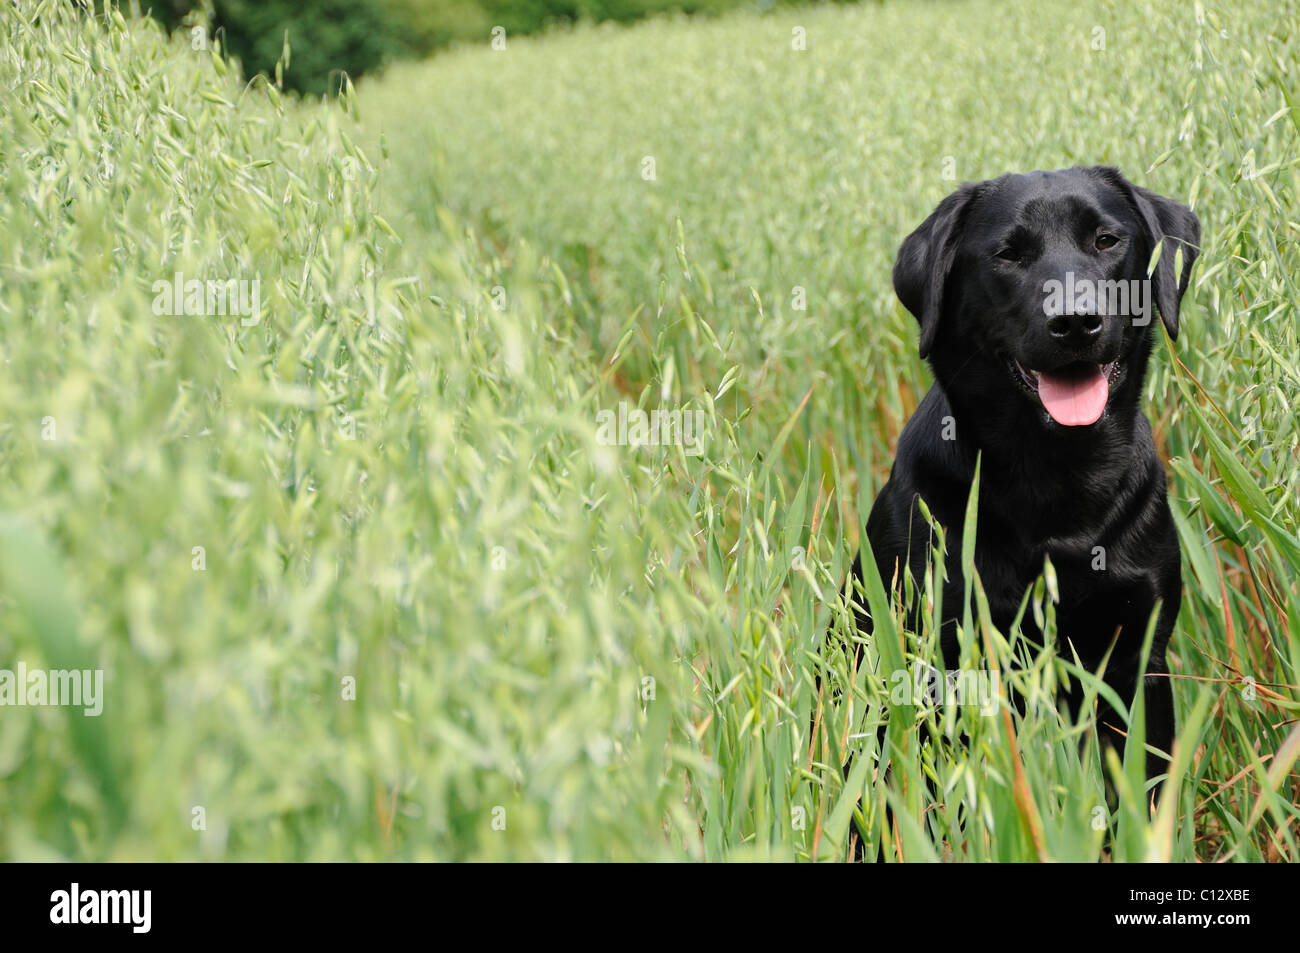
[
  {"x1": 995, "y1": 247, "x2": 1022, "y2": 264},
  {"x1": 1095, "y1": 233, "x2": 1119, "y2": 250}
]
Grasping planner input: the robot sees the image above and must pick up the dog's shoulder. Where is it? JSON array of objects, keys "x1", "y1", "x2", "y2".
[{"x1": 891, "y1": 386, "x2": 977, "y2": 497}]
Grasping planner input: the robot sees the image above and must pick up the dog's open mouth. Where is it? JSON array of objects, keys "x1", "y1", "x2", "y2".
[{"x1": 1011, "y1": 359, "x2": 1120, "y2": 427}]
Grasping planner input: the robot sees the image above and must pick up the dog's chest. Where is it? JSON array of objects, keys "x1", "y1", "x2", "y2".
[{"x1": 974, "y1": 531, "x2": 1163, "y2": 655}]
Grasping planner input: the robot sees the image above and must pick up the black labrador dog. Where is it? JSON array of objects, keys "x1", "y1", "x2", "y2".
[{"x1": 853, "y1": 165, "x2": 1199, "y2": 787}]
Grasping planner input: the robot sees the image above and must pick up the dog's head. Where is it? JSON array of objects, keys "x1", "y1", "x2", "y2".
[{"x1": 893, "y1": 166, "x2": 1199, "y2": 429}]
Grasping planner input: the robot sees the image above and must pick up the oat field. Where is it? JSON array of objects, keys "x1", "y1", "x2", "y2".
[{"x1": 0, "y1": 0, "x2": 1296, "y2": 860}]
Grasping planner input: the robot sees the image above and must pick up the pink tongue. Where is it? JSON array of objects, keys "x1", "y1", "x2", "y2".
[{"x1": 1037, "y1": 366, "x2": 1108, "y2": 426}]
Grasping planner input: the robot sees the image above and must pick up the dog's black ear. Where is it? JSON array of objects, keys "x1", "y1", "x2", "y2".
[
  {"x1": 893, "y1": 183, "x2": 983, "y2": 358},
  {"x1": 1088, "y1": 166, "x2": 1200, "y2": 339},
  {"x1": 1130, "y1": 185, "x2": 1200, "y2": 340}
]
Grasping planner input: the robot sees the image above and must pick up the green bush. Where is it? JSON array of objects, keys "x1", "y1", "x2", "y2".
[
  {"x1": 142, "y1": 0, "x2": 794, "y2": 93},
  {"x1": 213, "y1": 0, "x2": 404, "y2": 95},
  {"x1": 382, "y1": 0, "x2": 495, "y2": 53},
  {"x1": 144, "y1": 0, "x2": 406, "y2": 95}
]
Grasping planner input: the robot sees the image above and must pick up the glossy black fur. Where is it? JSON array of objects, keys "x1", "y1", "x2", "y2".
[{"x1": 854, "y1": 166, "x2": 1200, "y2": 782}]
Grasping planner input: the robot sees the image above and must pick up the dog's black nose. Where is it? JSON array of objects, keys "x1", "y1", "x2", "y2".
[{"x1": 1047, "y1": 311, "x2": 1103, "y2": 342}]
